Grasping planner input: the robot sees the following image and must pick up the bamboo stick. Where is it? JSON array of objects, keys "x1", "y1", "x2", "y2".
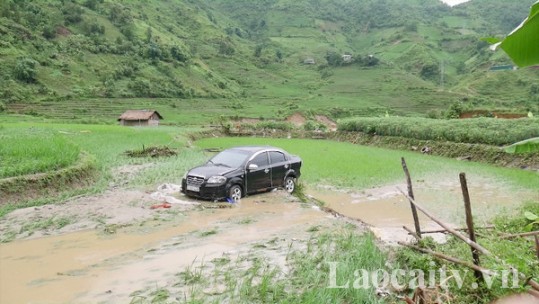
[
  {"x1": 397, "y1": 187, "x2": 492, "y2": 256},
  {"x1": 407, "y1": 226, "x2": 494, "y2": 235},
  {"x1": 401, "y1": 158, "x2": 422, "y2": 238},
  {"x1": 459, "y1": 173, "x2": 482, "y2": 281},
  {"x1": 398, "y1": 241, "x2": 496, "y2": 276},
  {"x1": 528, "y1": 288, "x2": 539, "y2": 298},
  {"x1": 527, "y1": 278, "x2": 539, "y2": 291},
  {"x1": 501, "y1": 230, "x2": 539, "y2": 239},
  {"x1": 397, "y1": 187, "x2": 539, "y2": 291},
  {"x1": 403, "y1": 225, "x2": 421, "y2": 241}
]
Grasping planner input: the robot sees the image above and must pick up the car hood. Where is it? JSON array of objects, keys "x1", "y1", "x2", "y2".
[{"x1": 187, "y1": 165, "x2": 237, "y2": 178}]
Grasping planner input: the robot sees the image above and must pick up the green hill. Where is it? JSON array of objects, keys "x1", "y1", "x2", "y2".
[{"x1": 0, "y1": 0, "x2": 537, "y2": 124}]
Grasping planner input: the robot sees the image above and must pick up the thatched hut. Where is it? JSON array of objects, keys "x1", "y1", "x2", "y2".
[{"x1": 118, "y1": 110, "x2": 163, "y2": 126}]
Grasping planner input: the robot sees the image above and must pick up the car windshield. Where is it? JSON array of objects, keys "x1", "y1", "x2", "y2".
[{"x1": 208, "y1": 149, "x2": 251, "y2": 168}]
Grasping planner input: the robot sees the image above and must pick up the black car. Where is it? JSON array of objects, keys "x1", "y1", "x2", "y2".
[{"x1": 181, "y1": 146, "x2": 302, "y2": 202}]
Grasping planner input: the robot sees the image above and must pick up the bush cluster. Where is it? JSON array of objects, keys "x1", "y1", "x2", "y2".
[{"x1": 338, "y1": 117, "x2": 539, "y2": 146}]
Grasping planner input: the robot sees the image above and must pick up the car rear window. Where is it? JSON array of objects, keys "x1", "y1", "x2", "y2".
[
  {"x1": 251, "y1": 152, "x2": 269, "y2": 167},
  {"x1": 269, "y1": 151, "x2": 286, "y2": 164}
]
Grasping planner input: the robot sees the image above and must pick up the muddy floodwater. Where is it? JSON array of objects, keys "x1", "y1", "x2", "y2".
[
  {"x1": 307, "y1": 176, "x2": 537, "y2": 243},
  {"x1": 0, "y1": 192, "x2": 329, "y2": 303},
  {"x1": 0, "y1": 176, "x2": 536, "y2": 303}
]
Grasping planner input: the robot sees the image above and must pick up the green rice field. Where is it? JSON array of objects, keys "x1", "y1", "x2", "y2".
[
  {"x1": 196, "y1": 137, "x2": 539, "y2": 190},
  {"x1": 0, "y1": 132, "x2": 80, "y2": 178}
]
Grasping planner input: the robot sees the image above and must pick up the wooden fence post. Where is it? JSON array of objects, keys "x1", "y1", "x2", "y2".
[
  {"x1": 459, "y1": 173, "x2": 483, "y2": 281},
  {"x1": 401, "y1": 157, "x2": 421, "y2": 239}
]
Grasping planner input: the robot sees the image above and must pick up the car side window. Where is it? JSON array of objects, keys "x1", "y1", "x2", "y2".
[
  {"x1": 269, "y1": 151, "x2": 286, "y2": 164},
  {"x1": 251, "y1": 152, "x2": 269, "y2": 167}
]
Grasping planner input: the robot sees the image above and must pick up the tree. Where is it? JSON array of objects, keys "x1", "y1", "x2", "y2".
[
  {"x1": 218, "y1": 39, "x2": 235, "y2": 55},
  {"x1": 325, "y1": 51, "x2": 342, "y2": 66},
  {"x1": 145, "y1": 27, "x2": 153, "y2": 43},
  {"x1": 63, "y1": 3, "x2": 83, "y2": 25},
  {"x1": 170, "y1": 45, "x2": 189, "y2": 62},
  {"x1": 14, "y1": 57, "x2": 38, "y2": 83},
  {"x1": 276, "y1": 49, "x2": 283, "y2": 61},
  {"x1": 420, "y1": 63, "x2": 439, "y2": 81},
  {"x1": 42, "y1": 25, "x2": 56, "y2": 39},
  {"x1": 83, "y1": 0, "x2": 103, "y2": 10},
  {"x1": 82, "y1": 19, "x2": 105, "y2": 36},
  {"x1": 146, "y1": 43, "x2": 162, "y2": 62},
  {"x1": 254, "y1": 45, "x2": 263, "y2": 57}
]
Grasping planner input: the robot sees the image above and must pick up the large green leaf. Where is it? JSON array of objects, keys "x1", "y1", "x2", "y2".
[
  {"x1": 525, "y1": 211, "x2": 539, "y2": 221},
  {"x1": 504, "y1": 137, "x2": 539, "y2": 154},
  {"x1": 498, "y1": 1, "x2": 539, "y2": 67}
]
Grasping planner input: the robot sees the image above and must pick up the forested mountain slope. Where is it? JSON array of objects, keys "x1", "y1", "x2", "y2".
[{"x1": 0, "y1": 0, "x2": 537, "y2": 122}]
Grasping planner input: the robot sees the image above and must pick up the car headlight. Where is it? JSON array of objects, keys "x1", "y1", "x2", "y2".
[{"x1": 207, "y1": 176, "x2": 227, "y2": 184}]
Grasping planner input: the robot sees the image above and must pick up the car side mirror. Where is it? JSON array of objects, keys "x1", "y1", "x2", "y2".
[{"x1": 248, "y1": 164, "x2": 258, "y2": 171}]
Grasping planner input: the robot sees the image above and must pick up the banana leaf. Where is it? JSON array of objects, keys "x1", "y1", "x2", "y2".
[
  {"x1": 504, "y1": 137, "x2": 539, "y2": 154},
  {"x1": 486, "y1": 1, "x2": 539, "y2": 67}
]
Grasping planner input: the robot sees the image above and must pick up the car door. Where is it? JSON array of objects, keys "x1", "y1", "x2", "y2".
[
  {"x1": 269, "y1": 151, "x2": 288, "y2": 187},
  {"x1": 246, "y1": 152, "x2": 272, "y2": 193}
]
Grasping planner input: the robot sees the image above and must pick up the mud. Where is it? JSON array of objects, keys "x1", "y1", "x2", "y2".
[
  {"x1": 0, "y1": 191, "x2": 331, "y2": 303},
  {"x1": 307, "y1": 176, "x2": 537, "y2": 244},
  {"x1": 286, "y1": 112, "x2": 306, "y2": 126},
  {"x1": 314, "y1": 115, "x2": 337, "y2": 131},
  {"x1": 0, "y1": 188, "x2": 192, "y2": 241},
  {"x1": 1, "y1": 171, "x2": 536, "y2": 303}
]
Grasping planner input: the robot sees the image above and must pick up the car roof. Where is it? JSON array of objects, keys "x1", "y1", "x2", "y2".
[{"x1": 227, "y1": 146, "x2": 284, "y2": 153}]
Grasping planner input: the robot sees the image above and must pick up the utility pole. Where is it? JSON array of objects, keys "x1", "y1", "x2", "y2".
[{"x1": 440, "y1": 59, "x2": 445, "y2": 89}]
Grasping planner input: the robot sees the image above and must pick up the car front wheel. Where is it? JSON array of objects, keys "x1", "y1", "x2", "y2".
[
  {"x1": 228, "y1": 185, "x2": 243, "y2": 202},
  {"x1": 284, "y1": 176, "x2": 295, "y2": 193}
]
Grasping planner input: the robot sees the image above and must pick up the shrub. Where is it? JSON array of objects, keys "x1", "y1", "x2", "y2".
[
  {"x1": 304, "y1": 120, "x2": 327, "y2": 131},
  {"x1": 256, "y1": 121, "x2": 293, "y2": 131},
  {"x1": 420, "y1": 62, "x2": 439, "y2": 81},
  {"x1": 83, "y1": 0, "x2": 104, "y2": 10},
  {"x1": 42, "y1": 25, "x2": 56, "y2": 39},
  {"x1": 14, "y1": 57, "x2": 38, "y2": 83},
  {"x1": 63, "y1": 3, "x2": 83, "y2": 25},
  {"x1": 218, "y1": 39, "x2": 235, "y2": 55},
  {"x1": 82, "y1": 19, "x2": 105, "y2": 36},
  {"x1": 170, "y1": 45, "x2": 189, "y2": 62},
  {"x1": 129, "y1": 79, "x2": 151, "y2": 96}
]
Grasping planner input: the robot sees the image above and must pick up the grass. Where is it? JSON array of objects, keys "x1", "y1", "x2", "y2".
[
  {"x1": 199, "y1": 229, "x2": 218, "y2": 237},
  {"x1": 19, "y1": 216, "x2": 73, "y2": 235},
  {"x1": 195, "y1": 137, "x2": 539, "y2": 191},
  {"x1": 130, "y1": 225, "x2": 386, "y2": 303}
]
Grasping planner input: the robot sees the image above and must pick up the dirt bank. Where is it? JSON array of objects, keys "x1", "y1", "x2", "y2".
[{"x1": 328, "y1": 132, "x2": 539, "y2": 170}]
